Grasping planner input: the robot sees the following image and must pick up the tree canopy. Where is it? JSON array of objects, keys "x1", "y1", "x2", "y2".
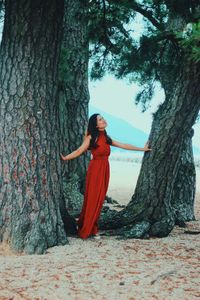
[{"x1": 88, "y1": 0, "x2": 200, "y2": 109}]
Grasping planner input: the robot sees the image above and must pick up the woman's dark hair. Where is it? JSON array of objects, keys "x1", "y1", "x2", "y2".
[{"x1": 87, "y1": 113, "x2": 112, "y2": 149}]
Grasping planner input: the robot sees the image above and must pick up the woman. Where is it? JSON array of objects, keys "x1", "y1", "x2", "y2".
[{"x1": 61, "y1": 113, "x2": 151, "y2": 239}]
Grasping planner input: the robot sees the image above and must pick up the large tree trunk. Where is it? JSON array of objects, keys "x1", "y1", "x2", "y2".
[
  {"x1": 100, "y1": 62, "x2": 200, "y2": 238},
  {"x1": 99, "y1": 6, "x2": 199, "y2": 236},
  {"x1": 0, "y1": 0, "x2": 67, "y2": 254},
  {"x1": 59, "y1": 0, "x2": 90, "y2": 215},
  {"x1": 158, "y1": 11, "x2": 196, "y2": 224}
]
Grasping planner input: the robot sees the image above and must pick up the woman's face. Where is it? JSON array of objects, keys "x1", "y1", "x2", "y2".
[{"x1": 96, "y1": 115, "x2": 107, "y2": 130}]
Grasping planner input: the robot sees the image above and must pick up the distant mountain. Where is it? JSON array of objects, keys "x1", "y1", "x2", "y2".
[
  {"x1": 89, "y1": 105, "x2": 148, "y2": 152},
  {"x1": 89, "y1": 105, "x2": 200, "y2": 156}
]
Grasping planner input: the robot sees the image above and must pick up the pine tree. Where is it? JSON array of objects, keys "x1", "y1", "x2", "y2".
[
  {"x1": 90, "y1": 0, "x2": 200, "y2": 237},
  {"x1": 0, "y1": 0, "x2": 68, "y2": 253}
]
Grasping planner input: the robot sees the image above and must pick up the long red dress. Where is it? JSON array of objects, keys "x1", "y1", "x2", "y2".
[{"x1": 77, "y1": 131, "x2": 110, "y2": 239}]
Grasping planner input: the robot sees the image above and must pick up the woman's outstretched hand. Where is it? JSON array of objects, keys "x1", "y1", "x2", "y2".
[
  {"x1": 60, "y1": 153, "x2": 68, "y2": 161},
  {"x1": 143, "y1": 142, "x2": 152, "y2": 152}
]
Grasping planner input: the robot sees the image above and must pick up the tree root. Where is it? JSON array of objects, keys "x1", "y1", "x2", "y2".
[{"x1": 101, "y1": 221, "x2": 151, "y2": 239}]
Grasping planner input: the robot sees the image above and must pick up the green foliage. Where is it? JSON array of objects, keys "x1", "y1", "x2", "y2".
[
  {"x1": 0, "y1": 0, "x2": 4, "y2": 9},
  {"x1": 0, "y1": 1, "x2": 4, "y2": 22},
  {"x1": 88, "y1": 0, "x2": 135, "y2": 79},
  {"x1": 89, "y1": 1, "x2": 167, "y2": 105},
  {"x1": 135, "y1": 81, "x2": 155, "y2": 112},
  {"x1": 88, "y1": 0, "x2": 200, "y2": 110},
  {"x1": 177, "y1": 22, "x2": 200, "y2": 62}
]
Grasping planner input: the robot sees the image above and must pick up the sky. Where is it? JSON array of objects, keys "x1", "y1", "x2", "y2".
[
  {"x1": 89, "y1": 75, "x2": 200, "y2": 149},
  {"x1": 89, "y1": 75, "x2": 163, "y2": 133}
]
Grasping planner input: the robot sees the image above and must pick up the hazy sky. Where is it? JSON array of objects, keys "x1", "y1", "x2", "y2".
[{"x1": 89, "y1": 75, "x2": 200, "y2": 149}]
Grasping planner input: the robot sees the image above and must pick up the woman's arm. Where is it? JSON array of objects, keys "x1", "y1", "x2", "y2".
[
  {"x1": 60, "y1": 135, "x2": 91, "y2": 161},
  {"x1": 112, "y1": 140, "x2": 151, "y2": 152}
]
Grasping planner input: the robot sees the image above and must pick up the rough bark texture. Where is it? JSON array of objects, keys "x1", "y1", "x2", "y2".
[
  {"x1": 172, "y1": 129, "x2": 196, "y2": 223},
  {"x1": 0, "y1": 0, "x2": 68, "y2": 254},
  {"x1": 59, "y1": 0, "x2": 90, "y2": 213},
  {"x1": 100, "y1": 62, "x2": 200, "y2": 238},
  {"x1": 157, "y1": 13, "x2": 196, "y2": 224}
]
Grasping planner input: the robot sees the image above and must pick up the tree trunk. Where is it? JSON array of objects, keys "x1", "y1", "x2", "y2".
[
  {"x1": 100, "y1": 62, "x2": 200, "y2": 238},
  {"x1": 0, "y1": 0, "x2": 67, "y2": 254},
  {"x1": 172, "y1": 129, "x2": 196, "y2": 224},
  {"x1": 59, "y1": 0, "x2": 90, "y2": 215},
  {"x1": 158, "y1": 11, "x2": 196, "y2": 225}
]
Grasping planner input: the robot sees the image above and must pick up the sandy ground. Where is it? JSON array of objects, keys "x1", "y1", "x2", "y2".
[{"x1": 0, "y1": 161, "x2": 200, "y2": 300}]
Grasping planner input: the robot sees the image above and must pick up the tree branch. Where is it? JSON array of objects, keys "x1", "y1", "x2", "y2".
[
  {"x1": 108, "y1": 0, "x2": 165, "y2": 31},
  {"x1": 133, "y1": 2, "x2": 164, "y2": 31}
]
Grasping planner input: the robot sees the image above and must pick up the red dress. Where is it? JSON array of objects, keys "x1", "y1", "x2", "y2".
[{"x1": 77, "y1": 131, "x2": 110, "y2": 239}]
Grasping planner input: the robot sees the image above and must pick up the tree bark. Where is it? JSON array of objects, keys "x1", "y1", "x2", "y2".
[
  {"x1": 0, "y1": 0, "x2": 67, "y2": 254},
  {"x1": 100, "y1": 62, "x2": 200, "y2": 238},
  {"x1": 59, "y1": 0, "x2": 90, "y2": 215},
  {"x1": 172, "y1": 129, "x2": 196, "y2": 224},
  {"x1": 156, "y1": 11, "x2": 196, "y2": 225}
]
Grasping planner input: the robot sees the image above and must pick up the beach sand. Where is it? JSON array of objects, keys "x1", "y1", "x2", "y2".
[{"x1": 0, "y1": 160, "x2": 200, "y2": 300}]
